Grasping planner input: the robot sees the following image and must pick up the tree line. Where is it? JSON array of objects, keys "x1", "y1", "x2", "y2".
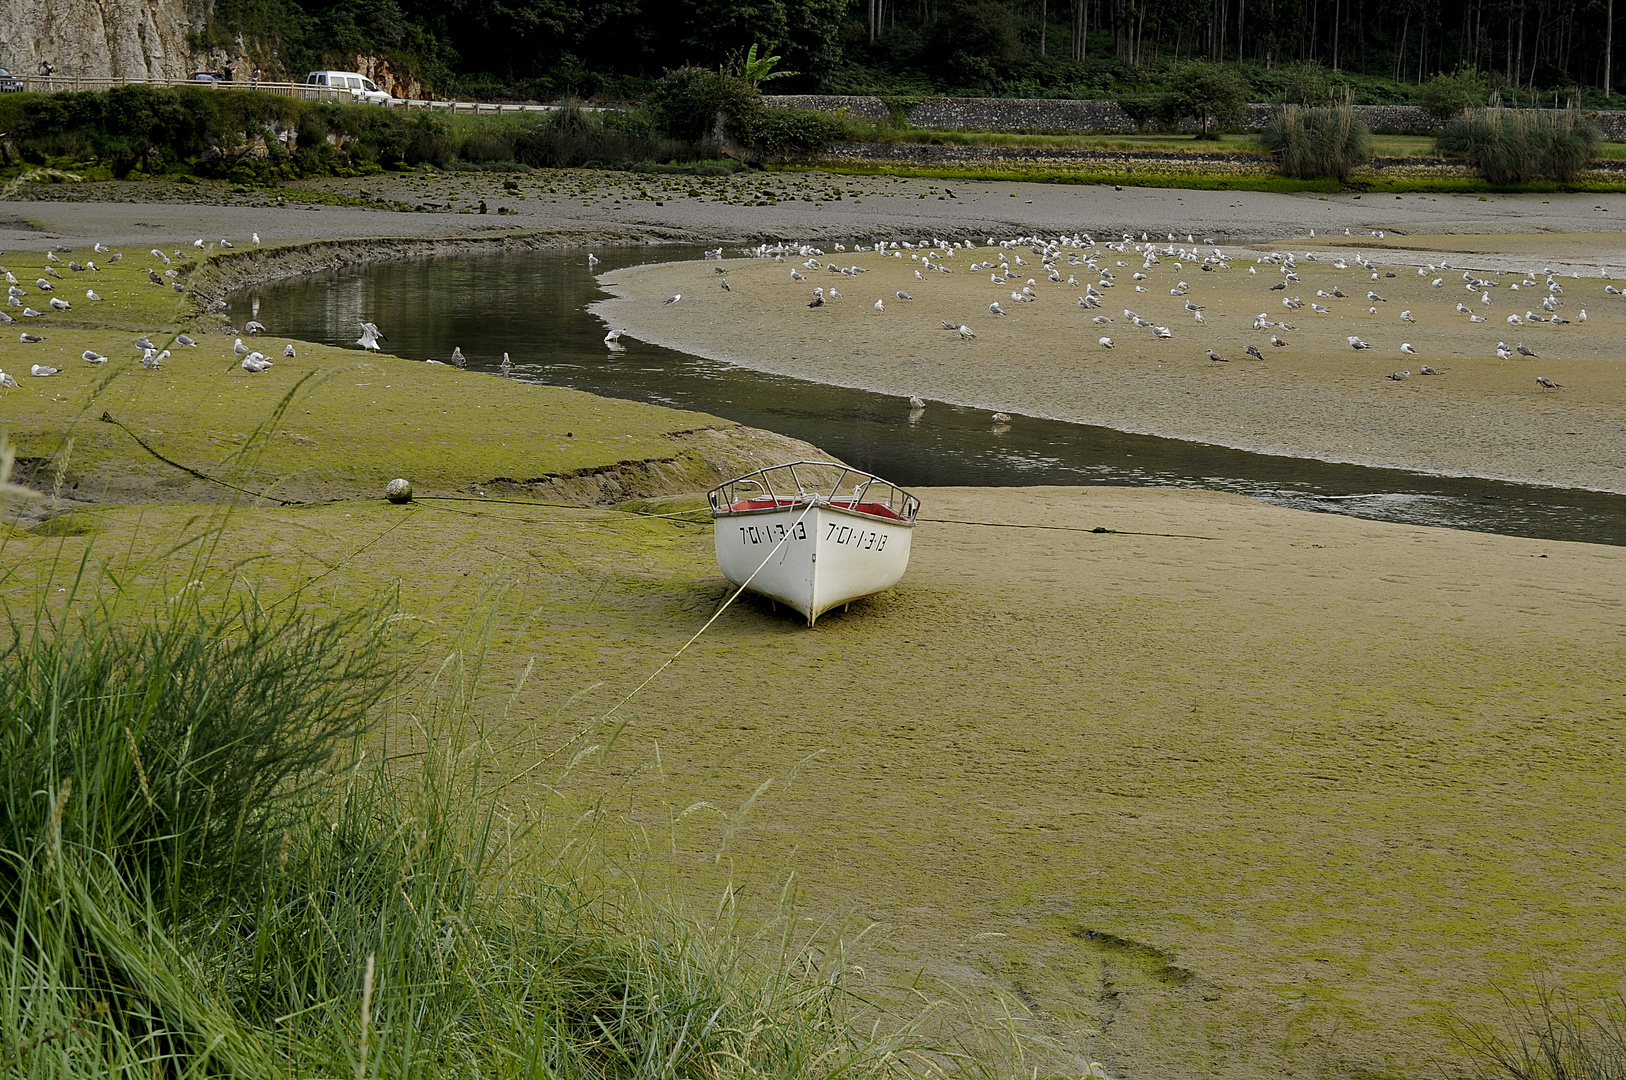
[{"x1": 205, "y1": 0, "x2": 1620, "y2": 101}]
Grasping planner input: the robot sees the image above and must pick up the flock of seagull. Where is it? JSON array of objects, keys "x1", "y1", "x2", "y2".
[
  {"x1": 629, "y1": 231, "x2": 1602, "y2": 407},
  {"x1": 2, "y1": 235, "x2": 276, "y2": 381}
]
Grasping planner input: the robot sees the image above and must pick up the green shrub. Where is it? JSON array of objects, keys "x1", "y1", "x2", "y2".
[
  {"x1": 1417, "y1": 67, "x2": 1490, "y2": 120},
  {"x1": 1160, "y1": 61, "x2": 1250, "y2": 138},
  {"x1": 1436, "y1": 107, "x2": 1601, "y2": 183},
  {"x1": 1261, "y1": 103, "x2": 1374, "y2": 180},
  {"x1": 646, "y1": 67, "x2": 760, "y2": 142},
  {"x1": 736, "y1": 106, "x2": 850, "y2": 157}
]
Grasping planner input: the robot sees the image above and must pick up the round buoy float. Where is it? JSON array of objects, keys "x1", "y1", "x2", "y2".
[{"x1": 385, "y1": 478, "x2": 413, "y2": 504}]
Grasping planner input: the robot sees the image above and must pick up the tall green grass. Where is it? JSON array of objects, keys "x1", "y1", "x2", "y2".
[
  {"x1": 1460, "y1": 988, "x2": 1626, "y2": 1080},
  {"x1": 0, "y1": 459, "x2": 1029, "y2": 1080},
  {"x1": 1259, "y1": 103, "x2": 1374, "y2": 180},
  {"x1": 1436, "y1": 107, "x2": 1602, "y2": 184}
]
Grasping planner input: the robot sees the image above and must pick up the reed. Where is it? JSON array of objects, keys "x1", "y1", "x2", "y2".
[
  {"x1": 1259, "y1": 103, "x2": 1373, "y2": 180},
  {"x1": 1436, "y1": 107, "x2": 1602, "y2": 184}
]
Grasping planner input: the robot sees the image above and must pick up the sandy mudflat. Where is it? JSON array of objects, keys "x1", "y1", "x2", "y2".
[
  {"x1": 596, "y1": 237, "x2": 1626, "y2": 491},
  {"x1": 12, "y1": 484, "x2": 1623, "y2": 1080}
]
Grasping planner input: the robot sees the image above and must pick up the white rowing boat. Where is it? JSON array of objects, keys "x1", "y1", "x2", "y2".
[{"x1": 709, "y1": 461, "x2": 920, "y2": 625}]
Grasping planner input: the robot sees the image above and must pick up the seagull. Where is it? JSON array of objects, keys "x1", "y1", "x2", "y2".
[
  {"x1": 283, "y1": 344, "x2": 297, "y2": 358},
  {"x1": 1400, "y1": 310, "x2": 1415, "y2": 322},
  {"x1": 1535, "y1": 375, "x2": 1562, "y2": 390},
  {"x1": 1432, "y1": 278, "x2": 1443, "y2": 287},
  {"x1": 82, "y1": 350, "x2": 107, "y2": 363},
  {"x1": 451, "y1": 346, "x2": 466, "y2": 368},
  {"x1": 808, "y1": 291, "x2": 824, "y2": 308},
  {"x1": 1270, "y1": 335, "x2": 1287, "y2": 347},
  {"x1": 253, "y1": 233, "x2": 260, "y2": 245},
  {"x1": 18, "y1": 333, "x2": 42, "y2": 343},
  {"x1": 357, "y1": 322, "x2": 384, "y2": 350},
  {"x1": 21, "y1": 308, "x2": 41, "y2": 318},
  {"x1": 109, "y1": 253, "x2": 122, "y2": 263},
  {"x1": 234, "y1": 338, "x2": 249, "y2": 355},
  {"x1": 499, "y1": 352, "x2": 512, "y2": 376},
  {"x1": 0, "y1": 370, "x2": 15, "y2": 387},
  {"x1": 1245, "y1": 344, "x2": 1264, "y2": 360},
  {"x1": 176, "y1": 334, "x2": 196, "y2": 346},
  {"x1": 990, "y1": 302, "x2": 1006, "y2": 315},
  {"x1": 1469, "y1": 314, "x2": 1487, "y2": 323},
  {"x1": 1348, "y1": 336, "x2": 1371, "y2": 349},
  {"x1": 1419, "y1": 365, "x2": 1441, "y2": 375},
  {"x1": 148, "y1": 269, "x2": 163, "y2": 285},
  {"x1": 663, "y1": 294, "x2": 681, "y2": 305},
  {"x1": 245, "y1": 320, "x2": 266, "y2": 335},
  {"x1": 1578, "y1": 309, "x2": 1587, "y2": 322},
  {"x1": 94, "y1": 242, "x2": 108, "y2": 253},
  {"x1": 587, "y1": 253, "x2": 599, "y2": 267},
  {"x1": 1516, "y1": 342, "x2": 1538, "y2": 357},
  {"x1": 1099, "y1": 336, "x2": 1115, "y2": 348},
  {"x1": 193, "y1": 238, "x2": 206, "y2": 249},
  {"x1": 719, "y1": 279, "x2": 731, "y2": 291},
  {"x1": 992, "y1": 412, "x2": 1011, "y2": 423},
  {"x1": 1496, "y1": 342, "x2": 1513, "y2": 359},
  {"x1": 1401, "y1": 343, "x2": 1418, "y2": 356},
  {"x1": 958, "y1": 325, "x2": 975, "y2": 339},
  {"x1": 80, "y1": 288, "x2": 101, "y2": 302},
  {"x1": 1092, "y1": 315, "x2": 1112, "y2": 324},
  {"x1": 1207, "y1": 349, "x2": 1228, "y2": 363},
  {"x1": 1507, "y1": 314, "x2": 1524, "y2": 325},
  {"x1": 896, "y1": 290, "x2": 912, "y2": 301},
  {"x1": 49, "y1": 297, "x2": 69, "y2": 310},
  {"x1": 35, "y1": 278, "x2": 53, "y2": 291},
  {"x1": 791, "y1": 270, "x2": 806, "y2": 281},
  {"x1": 1387, "y1": 369, "x2": 1411, "y2": 381},
  {"x1": 1368, "y1": 291, "x2": 1386, "y2": 303},
  {"x1": 31, "y1": 363, "x2": 58, "y2": 376},
  {"x1": 241, "y1": 354, "x2": 273, "y2": 373},
  {"x1": 909, "y1": 395, "x2": 927, "y2": 409}
]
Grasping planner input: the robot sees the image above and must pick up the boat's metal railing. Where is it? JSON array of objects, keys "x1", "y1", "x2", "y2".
[{"x1": 708, "y1": 461, "x2": 919, "y2": 523}]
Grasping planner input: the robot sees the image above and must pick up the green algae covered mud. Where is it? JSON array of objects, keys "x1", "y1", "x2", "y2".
[{"x1": 3, "y1": 211, "x2": 1624, "y2": 1080}]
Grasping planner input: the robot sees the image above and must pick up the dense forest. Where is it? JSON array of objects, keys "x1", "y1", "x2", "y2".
[{"x1": 203, "y1": 0, "x2": 1621, "y2": 104}]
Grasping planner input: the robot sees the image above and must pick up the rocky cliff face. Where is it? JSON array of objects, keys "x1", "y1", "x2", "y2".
[{"x1": 0, "y1": 0, "x2": 202, "y2": 79}]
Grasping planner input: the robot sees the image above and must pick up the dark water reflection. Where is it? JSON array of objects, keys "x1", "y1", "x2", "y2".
[{"x1": 228, "y1": 246, "x2": 1626, "y2": 547}]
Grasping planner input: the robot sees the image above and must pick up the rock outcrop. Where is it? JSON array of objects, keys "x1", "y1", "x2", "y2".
[{"x1": 0, "y1": 0, "x2": 203, "y2": 80}]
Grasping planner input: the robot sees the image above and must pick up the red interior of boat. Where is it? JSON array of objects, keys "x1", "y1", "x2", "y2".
[{"x1": 728, "y1": 498, "x2": 907, "y2": 521}]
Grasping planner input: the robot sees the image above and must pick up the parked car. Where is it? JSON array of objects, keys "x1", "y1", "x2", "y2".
[
  {"x1": 189, "y1": 71, "x2": 226, "y2": 85},
  {"x1": 304, "y1": 71, "x2": 394, "y2": 106},
  {"x1": 0, "y1": 67, "x2": 24, "y2": 93}
]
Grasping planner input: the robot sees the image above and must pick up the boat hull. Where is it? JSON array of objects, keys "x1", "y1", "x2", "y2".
[{"x1": 714, "y1": 502, "x2": 914, "y2": 625}]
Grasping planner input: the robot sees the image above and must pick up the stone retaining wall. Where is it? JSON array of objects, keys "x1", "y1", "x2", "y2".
[
  {"x1": 766, "y1": 94, "x2": 1626, "y2": 139},
  {"x1": 760, "y1": 94, "x2": 890, "y2": 122}
]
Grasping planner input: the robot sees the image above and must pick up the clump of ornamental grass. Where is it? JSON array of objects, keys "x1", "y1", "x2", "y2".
[
  {"x1": 1436, "y1": 106, "x2": 1601, "y2": 184},
  {"x1": 1260, "y1": 102, "x2": 1373, "y2": 181}
]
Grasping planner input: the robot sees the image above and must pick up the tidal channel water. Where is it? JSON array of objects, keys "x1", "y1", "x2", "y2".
[{"x1": 228, "y1": 245, "x2": 1626, "y2": 547}]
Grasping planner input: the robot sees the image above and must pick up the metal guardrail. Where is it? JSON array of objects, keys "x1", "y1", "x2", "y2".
[{"x1": 13, "y1": 75, "x2": 586, "y2": 114}]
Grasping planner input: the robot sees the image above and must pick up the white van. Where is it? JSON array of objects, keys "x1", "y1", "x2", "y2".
[{"x1": 305, "y1": 71, "x2": 394, "y2": 106}]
